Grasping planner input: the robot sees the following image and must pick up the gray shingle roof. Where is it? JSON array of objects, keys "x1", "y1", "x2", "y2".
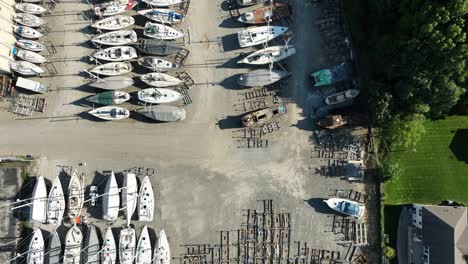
[{"x1": 422, "y1": 205, "x2": 467, "y2": 264}]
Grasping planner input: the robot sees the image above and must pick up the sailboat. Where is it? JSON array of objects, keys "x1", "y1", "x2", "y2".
[
  {"x1": 63, "y1": 225, "x2": 82, "y2": 264},
  {"x1": 10, "y1": 61, "x2": 44, "y2": 76},
  {"x1": 93, "y1": 46, "x2": 138, "y2": 62},
  {"x1": 138, "y1": 176, "x2": 154, "y2": 222},
  {"x1": 138, "y1": 9, "x2": 184, "y2": 24},
  {"x1": 137, "y1": 88, "x2": 184, "y2": 104},
  {"x1": 13, "y1": 25, "x2": 44, "y2": 39},
  {"x1": 31, "y1": 176, "x2": 47, "y2": 223},
  {"x1": 88, "y1": 76, "x2": 135, "y2": 90},
  {"x1": 15, "y1": 3, "x2": 47, "y2": 15},
  {"x1": 16, "y1": 39, "x2": 46, "y2": 52},
  {"x1": 91, "y1": 15, "x2": 135, "y2": 30},
  {"x1": 48, "y1": 231, "x2": 61, "y2": 264},
  {"x1": 101, "y1": 227, "x2": 117, "y2": 264},
  {"x1": 237, "y1": 69, "x2": 290, "y2": 87},
  {"x1": 13, "y1": 13, "x2": 46, "y2": 27},
  {"x1": 237, "y1": 26, "x2": 288, "y2": 48},
  {"x1": 139, "y1": 72, "x2": 183, "y2": 87},
  {"x1": 237, "y1": 45, "x2": 296, "y2": 65},
  {"x1": 122, "y1": 172, "x2": 138, "y2": 226},
  {"x1": 144, "y1": 22, "x2": 184, "y2": 40},
  {"x1": 67, "y1": 170, "x2": 84, "y2": 220},
  {"x1": 154, "y1": 229, "x2": 170, "y2": 264},
  {"x1": 119, "y1": 227, "x2": 136, "y2": 264},
  {"x1": 27, "y1": 228, "x2": 44, "y2": 264},
  {"x1": 47, "y1": 175, "x2": 65, "y2": 224},
  {"x1": 137, "y1": 39, "x2": 182, "y2": 56},
  {"x1": 87, "y1": 91, "x2": 130, "y2": 105},
  {"x1": 83, "y1": 225, "x2": 100, "y2": 264},
  {"x1": 88, "y1": 106, "x2": 130, "y2": 121},
  {"x1": 136, "y1": 226, "x2": 152, "y2": 264},
  {"x1": 12, "y1": 48, "x2": 47, "y2": 64},
  {"x1": 136, "y1": 105, "x2": 186, "y2": 122},
  {"x1": 138, "y1": 57, "x2": 179, "y2": 72},
  {"x1": 91, "y1": 30, "x2": 138, "y2": 46},
  {"x1": 93, "y1": 0, "x2": 138, "y2": 17},
  {"x1": 141, "y1": 0, "x2": 182, "y2": 7},
  {"x1": 89, "y1": 61, "x2": 133, "y2": 76},
  {"x1": 102, "y1": 171, "x2": 120, "y2": 221}
]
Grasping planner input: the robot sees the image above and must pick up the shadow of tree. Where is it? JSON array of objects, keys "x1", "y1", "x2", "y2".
[{"x1": 450, "y1": 129, "x2": 468, "y2": 163}]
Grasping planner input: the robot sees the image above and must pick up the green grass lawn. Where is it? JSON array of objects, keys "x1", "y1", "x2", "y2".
[{"x1": 383, "y1": 116, "x2": 468, "y2": 205}]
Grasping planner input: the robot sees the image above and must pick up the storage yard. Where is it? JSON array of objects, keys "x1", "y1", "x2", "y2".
[{"x1": 0, "y1": 0, "x2": 378, "y2": 263}]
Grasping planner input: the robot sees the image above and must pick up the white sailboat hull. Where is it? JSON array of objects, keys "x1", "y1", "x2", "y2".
[
  {"x1": 31, "y1": 176, "x2": 47, "y2": 223},
  {"x1": 138, "y1": 176, "x2": 154, "y2": 222},
  {"x1": 15, "y1": 3, "x2": 47, "y2": 15},
  {"x1": 237, "y1": 26, "x2": 288, "y2": 48},
  {"x1": 136, "y1": 226, "x2": 152, "y2": 264},
  {"x1": 13, "y1": 13, "x2": 45, "y2": 27},
  {"x1": 138, "y1": 9, "x2": 184, "y2": 24},
  {"x1": 10, "y1": 61, "x2": 44, "y2": 76},
  {"x1": 102, "y1": 171, "x2": 120, "y2": 221},
  {"x1": 101, "y1": 227, "x2": 117, "y2": 264},
  {"x1": 27, "y1": 228, "x2": 44, "y2": 264},
  {"x1": 237, "y1": 45, "x2": 296, "y2": 65},
  {"x1": 16, "y1": 39, "x2": 46, "y2": 52},
  {"x1": 91, "y1": 30, "x2": 138, "y2": 46},
  {"x1": 14, "y1": 25, "x2": 44, "y2": 39},
  {"x1": 63, "y1": 225, "x2": 82, "y2": 264},
  {"x1": 67, "y1": 170, "x2": 84, "y2": 220},
  {"x1": 90, "y1": 61, "x2": 133, "y2": 76},
  {"x1": 154, "y1": 229, "x2": 170, "y2": 264},
  {"x1": 140, "y1": 72, "x2": 183, "y2": 87},
  {"x1": 89, "y1": 106, "x2": 130, "y2": 121},
  {"x1": 141, "y1": 0, "x2": 182, "y2": 7},
  {"x1": 93, "y1": 46, "x2": 138, "y2": 62},
  {"x1": 144, "y1": 22, "x2": 184, "y2": 40},
  {"x1": 47, "y1": 175, "x2": 65, "y2": 224},
  {"x1": 14, "y1": 48, "x2": 47, "y2": 64},
  {"x1": 137, "y1": 88, "x2": 184, "y2": 104},
  {"x1": 119, "y1": 227, "x2": 136, "y2": 264},
  {"x1": 91, "y1": 15, "x2": 135, "y2": 30},
  {"x1": 122, "y1": 172, "x2": 138, "y2": 226}
]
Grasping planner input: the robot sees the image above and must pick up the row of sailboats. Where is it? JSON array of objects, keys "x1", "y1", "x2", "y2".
[
  {"x1": 26, "y1": 225, "x2": 170, "y2": 264},
  {"x1": 29, "y1": 170, "x2": 83, "y2": 224},
  {"x1": 28, "y1": 170, "x2": 154, "y2": 224},
  {"x1": 102, "y1": 171, "x2": 155, "y2": 224}
]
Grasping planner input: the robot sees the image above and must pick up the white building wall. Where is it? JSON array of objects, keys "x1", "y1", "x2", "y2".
[
  {"x1": 0, "y1": 0, "x2": 16, "y2": 73},
  {"x1": 412, "y1": 204, "x2": 423, "y2": 229}
]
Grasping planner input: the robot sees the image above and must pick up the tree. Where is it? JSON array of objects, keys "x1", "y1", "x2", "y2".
[
  {"x1": 382, "y1": 114, "x2": 426, "y2": 150},
  {"x1": 383, "y1": 161, "x2": 403, "y2": 182},
  {"x1": 365, "y1": 0, "x2": 468, "y2": 120}
]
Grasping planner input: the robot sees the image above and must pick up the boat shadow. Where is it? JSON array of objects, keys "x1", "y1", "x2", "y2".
[
  {"x1": 12, "y1": 176, "x2": 52, "y2": 221},
  {"x1": 217, "y1": 114, "x2": 243, "y2": 130},
  {"x1": 76, "y1": 111, "x2": 108, "y2": 122},
  {"x1": 304, "y1": 198, "x2": 338, "y2": 215},
  {"x1": 220, "y1": 0, "x2": 234, "y2": 11},
  {"x1": 219, "y1": 74, "x2": 243, "y2": 90},
  {"x1": 218, "y1": 17, "x2": 244, "y2": 29},
  {"x1": 216, "y1": 55, "x2": 243, "y2": 69},
  {"x1": 86, "y1": 171, "x2": 110, "y2": 220},
  {"x1": 221, "y1": 34, "x2": 242, "y2": 52},
  {"x1": 129, "y1": 110, "x2": 166, "y2": 124}
]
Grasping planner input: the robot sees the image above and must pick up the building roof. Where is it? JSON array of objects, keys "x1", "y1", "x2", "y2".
[{"x1": 422, "y1": 205, "x2": 468, "y2": 264}]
